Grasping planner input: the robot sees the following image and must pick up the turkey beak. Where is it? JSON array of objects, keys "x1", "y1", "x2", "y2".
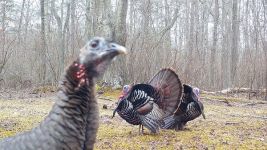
[
  {"x1": 99, "y1": 43, "x2": 127, "y2": 62},
  {"x1": 109, "y1": 43, "x2": 127, "y2": 55},
  {"x1": 93, "y1": 42, "x2": 127, "y2": 76},
  {"x1": 98, "y1": 42, "x2": 127, "y2": 63}
]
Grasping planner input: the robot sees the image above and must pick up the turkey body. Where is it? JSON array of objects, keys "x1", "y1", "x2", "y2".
[
  {"x1": 162, "y1": 84, "x2": 205, "y2": 130},
  {"x1": 115, "y1": 98, "x2": 141, "y2": 125},
  {"x1": 0, "y1": 37, "x2": 127, "y2": 150},
  {"x1": 113, "y1": 68, "x2": 182, "y2": 133},
  {"x1": 115, "y1": 84, "x2": 165, "y2": 133},
  {"x1": 0, "y1": 73, "x2": 96, "y2": 150}
]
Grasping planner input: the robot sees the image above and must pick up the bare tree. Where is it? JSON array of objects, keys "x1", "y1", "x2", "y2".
[
  {"x1": 51, "y1": 0, "x2": 70, "y2": 75},
  {"x1": 230, "y1": 0, "x2": 239, "y2": 87},
  {"x1": 210, "y1": 0, "x2": 219, "y2": 88},
  {"x1": 40, "y1": 0, "x2": 47, "y2": 85},
  {"x1": 265, "y1": 40, "x2": 267, "y2": 100},
  {"x1": 112, "y1": 0, "x2": 128, "y2": 45},
  {"x1": 220, "y1": 0, "x2": 231, "y2": 89},
  {"x1": 18, "y1": 0, "x2": 26, "y2": 44},
  {"x1": 0, "y1": 0, "x2": 265, "y2": 99},
  {"x1": 263, "y1": 0, "x2": 267, "y2": 100},
  {"x1": 0, "y1": 0, "x2": 14, "y2": 76},
  {"x1": 184, "y1": 0, "x2": 197, "y2": 83},
  {"x1": 70, "y1": 0, "x2": 76, "y2": 55}
]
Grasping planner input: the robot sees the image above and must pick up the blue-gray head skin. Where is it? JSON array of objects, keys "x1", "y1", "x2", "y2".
[
  {"x1": 193, "y1": 87, "x2": 205, "y2": 119},
  {"x1": 192, "y1": 87, "x2": 200, "y2": 100},
  {"x1": 79, "y1": 37, "x2": 127, "y2": 78},
  {"x1": 123, "y1": 85, "x2": 131, "y2": 93}
]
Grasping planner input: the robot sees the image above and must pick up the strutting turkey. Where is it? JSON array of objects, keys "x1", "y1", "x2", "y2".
[
  {"x1": 112, "y1": 68, "x2": 182, "y2": 134},
  {"x1": 0, "y1": 37, "x2": 127, "y2": 150},
  {"x1": 161, "y1": 84, "x2": 205, "y2": 130}
]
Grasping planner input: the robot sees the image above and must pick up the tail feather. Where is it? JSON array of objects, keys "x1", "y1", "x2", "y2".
[
  {"x1": 147, "y1": 103, "x2": 165, "y2": 120},
  {"x1": 161, "y1": 115, "x2": 177, "y2": 129},
  {"x1": 148, "y1": 68, "x2": 182, "y2": 117},
  {"x1": 139, "y1": 116, "x2": 160, "y2": 133}
]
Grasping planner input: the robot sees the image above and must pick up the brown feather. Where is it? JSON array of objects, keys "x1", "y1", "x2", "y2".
[{"x1": 148, "y1": 68, "x2": 182, "y2": 117}]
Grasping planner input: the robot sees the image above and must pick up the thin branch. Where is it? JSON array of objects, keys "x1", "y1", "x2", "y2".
[
  {"x1": 152, "y1": 8, "x2": 179, "y2": 50},
  {"x1": 63, "y1": 3, "x2": 70, "y2": 33},
  {"x1": 51, "y1": 0, "x2": 62, "y2": 29}
]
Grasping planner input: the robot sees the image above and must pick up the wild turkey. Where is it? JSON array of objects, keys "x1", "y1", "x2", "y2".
[
  {"x1": 112, "y1": 68, "x2": 182, "y2": 133},
  {"x1": 0, "y1": 37, "x2": 127, "y2": 150},
  {"x1": 161, "y1": 84, "x2": 205, "y2": 130}
]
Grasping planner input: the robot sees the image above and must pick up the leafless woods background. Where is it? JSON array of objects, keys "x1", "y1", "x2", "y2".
[{"x1": 0, "y1": 0, "x2": 266, "y2": 99}]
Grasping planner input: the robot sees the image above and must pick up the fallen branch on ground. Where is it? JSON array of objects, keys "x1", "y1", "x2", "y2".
[
  {"x1": 97, "y1": 96, "x2": 116, "y2": 101},
  {"x1": 246, "y1": 102, "x2": 267, "y2": 106},
  {"x1": 203, "y1": 97, "x2": 232, "y2": 106}
]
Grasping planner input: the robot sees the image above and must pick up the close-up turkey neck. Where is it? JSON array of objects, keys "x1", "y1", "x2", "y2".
[{"x1": 0, "y1": 60, "x2": 98, "y2": 150}]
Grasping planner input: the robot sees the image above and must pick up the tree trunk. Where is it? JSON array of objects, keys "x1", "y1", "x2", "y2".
[
  {"x1": 92, "y1": 0, "x2": 101, "y2": 36},
  {"x1": 70, "y1": 0, "x2": 76, "y2": 56},
  {"x1": 40, "y1": 0, "x2": 47, "y2": 85},
  {"x1": 220, "y1": 0, "x2": 231, "y2": 89},
  {"x1": 0, "y1": 1, "x2": 7, "y2": 75},
  {"x1": 265, "y1": 44, "x2": 267, "y2": 101},
  {"x1": 51, "y1": 0, "x2": 70, "y2": 76},
  {"x1": 264, "y1": 0, "x2": 267, "y2": 100},
  {"x1": 85, "y1": 0, "x2": 92, "y2": 39},
  {"x1": 163, "y1": 0, "x2": 171, "y2": 47},
  {"x1": 210, "y1": 0, "x2": 219, "y2": 89},
  {"x1": 18, "y1": 0, "x2": 26, "y2": 44},
  {"x1": 112, "y1": 0, "x2": 128, "y2": 45},
  {"x1": 185, "y1": 0, "x2": 196, "y2": 83},
  {"x1": 230, "y1": 0, "x2": 239, "y2": 87}
]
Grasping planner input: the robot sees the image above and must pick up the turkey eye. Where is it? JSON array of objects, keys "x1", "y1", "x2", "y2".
[
  {"x1": 91, "y1": 40, "x2": 99, "y2": 48},
  {"x1": 91, "y1": 43, "x2": 97, "y2": 48}
]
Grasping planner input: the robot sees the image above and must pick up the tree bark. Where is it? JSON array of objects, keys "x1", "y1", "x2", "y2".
[
  {"x1": 51, "y1": 0, "x2": 70, "y2": 76},
  {"x1": 264, "y1": 0, "x2": 267, "y2": 100},
  {"x1": 0, "y1": 1, "x2": 7, "y2": 75},
  {"x1": 85, "y1": 0, "x2": 92, "y2": 39},
  {"x1": 220, "y1": 0, "x2": 230, "y2": 89},
  {"x1": 184, "y1": 0, "x2": 196, "y2": 83},
  {"x1": 70, "y1": 0, "x2": 76, "y2": 56},
  {"x1": 112, "y1": 0, "x2": 128, "y2": 45},
  {"x1": 18, "y1": 0, "x2": 25, "y2": 44},
  {"x1": 230, "y1": 0, "x2": 239, "y2": 87},
  {"x1": 265, "y1": 42, "x2": 267, "y2": 101},
  {"x1": 40, "y1": 0, "x2": 47, "y2": 85},
  {"x1": 111, "y1": 0, "x2": 128, "y2": 84},
  {"x1": 210, "y1": 0, "x2": 219, "y2": 89}
]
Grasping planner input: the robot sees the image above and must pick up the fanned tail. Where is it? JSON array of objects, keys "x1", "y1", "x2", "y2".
[{"x1": 148, "y1": 68, "x2": 182, "y2": 117}]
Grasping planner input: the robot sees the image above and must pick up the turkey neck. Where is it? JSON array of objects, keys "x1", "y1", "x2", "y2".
[
  {"x1": 42, "y1": 61, "x2": 99, "y2": 149},
  {"x1": 0, "y1": 61, "x2": 100, "y2": 149}
]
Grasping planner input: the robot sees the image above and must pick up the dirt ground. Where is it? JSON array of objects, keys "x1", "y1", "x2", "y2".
[{"x1": 0, "y1": 91, "x2": 266, "y2": 149}]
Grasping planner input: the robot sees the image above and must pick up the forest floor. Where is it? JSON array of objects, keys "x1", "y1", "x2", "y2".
[{"x1": 0, "y1": 89, "x2": 266, "y2": 150}]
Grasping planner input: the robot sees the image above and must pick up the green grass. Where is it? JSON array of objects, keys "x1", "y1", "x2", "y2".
[
  {"x1": 96, "y1": 101, "x2": 267, "y2": 150},
  {"x1": 0, "y1": 98, "x2": 52, "y2": 139},
  {"x1": 0, "y1": 93, "x2": 266, "y2": 149},
  {"x1": 201, "y1": 93, "x2": 247, "y2": 102},
  {"x1": 102, "y1": 89, "x2": 122, "y2": 100}
]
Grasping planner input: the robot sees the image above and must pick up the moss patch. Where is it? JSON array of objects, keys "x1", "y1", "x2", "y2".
[
  {"x1": 96, "y1": 96, "x2": 267, "y2": 149},
  {"x1": 102, "y1": 89, "x2": 121, "y2": 100},
  {"x1": 0, "y1": 93, "x2": 266, "y2": 149},
  {"x1": 0, "y1": 98, "x2": 53, "y2": 139}
]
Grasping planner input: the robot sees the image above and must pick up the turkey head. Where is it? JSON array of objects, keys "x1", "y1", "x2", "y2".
[{"x1": 79, "y1": 37, "x2": 127, "y2": 78}]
